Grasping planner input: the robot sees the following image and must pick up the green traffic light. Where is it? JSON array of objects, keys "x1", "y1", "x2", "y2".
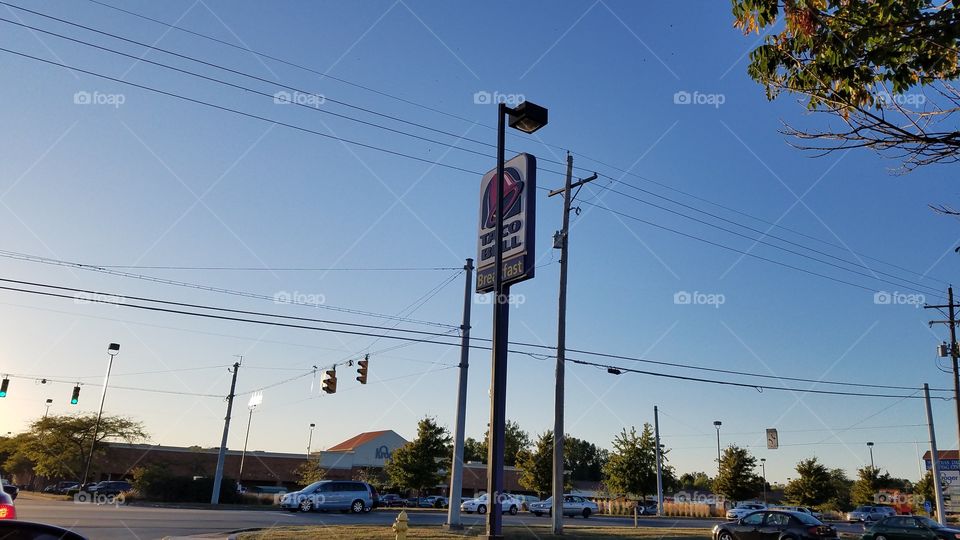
[{"x1": 0, "y1": 378, "x2": 8, "y2": 397}]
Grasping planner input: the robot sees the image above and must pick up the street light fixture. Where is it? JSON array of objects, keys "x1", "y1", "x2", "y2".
[
  {"x1": 760, "y1": 458, "x2": 767, "y2": 504},
  {"x1": 713, "y1": 421, "x2": 722, "y2": 475},
  {"x1": 488, "y1": 100, "x2": 548, "y2": 540},
  {"x1": 82, "y1": 342, "x2": 119, "y2": 484},
  {"x1": 238, "y1": 392, "x2": 263, "y2": 488},
  {"x1": 307, "y1": 423, "x2": 316, "y2": 458},
  {"x1": 867, "y1": 441, "x2": 875, "y2": 469},
  {"x1": 44, "y1": 398, "x2": 53, "y2": 418}
]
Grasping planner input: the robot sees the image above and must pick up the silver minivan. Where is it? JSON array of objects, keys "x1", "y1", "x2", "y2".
[{"x1": 280, "y1": 480, "x2": 375, "y2": 513}]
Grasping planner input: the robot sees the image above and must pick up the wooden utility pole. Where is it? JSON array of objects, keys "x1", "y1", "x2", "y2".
[{"x1": 924, "y1": 286, "x2": 960, "y2": 453}]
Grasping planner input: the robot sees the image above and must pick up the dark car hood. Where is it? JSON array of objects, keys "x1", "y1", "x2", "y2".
[{"x1": 934, "y1": 528, "x2": 960, "y2": 535}]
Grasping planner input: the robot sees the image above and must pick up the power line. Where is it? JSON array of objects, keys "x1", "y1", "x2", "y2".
[
  {"x1": 0, "y1": 373, "x2": 222, "y2": 398},
  {"x1": 96, "y1": 265, "x2": 461, "y2": 272},
  {"x1": 0, "y1": 249, "x2": 457, "y2": 329}
]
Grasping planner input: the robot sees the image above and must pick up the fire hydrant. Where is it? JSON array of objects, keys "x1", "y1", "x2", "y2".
[{"x1": 393, "y1": 509, "x2": 409, "y2": 540}]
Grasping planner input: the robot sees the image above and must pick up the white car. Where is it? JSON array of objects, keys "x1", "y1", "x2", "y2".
[
  {"x1": 773, "y1": 505, "x2": 823, "y2": 519},
  {"x1": 529, "y1": 495, "x2": 599, "y2": 518},
  {"x1": 726, "y1": 503, "x2": 767, "y2": 520},
  {"x1": 460, "y1": 493, "x2": 520, "y2": 515}
]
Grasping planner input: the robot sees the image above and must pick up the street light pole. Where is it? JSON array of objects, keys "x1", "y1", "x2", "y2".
[
  {"x1": 307, "y1": 423, "x2": 316, "y2": 458},
  {"x1": 760, "y1": 458, "x2": 767, "y2": 505},
  {"x1": 485, "y1": 101, "x2": 547, "y2": 540},
  {"x1": 867, "y1": 442, "x2": 875, "y2": 470},
  {"x1": 713, "y1": 421, "x2": 722, "y2": 476},
  {"x1": 82, "y1": 343, "x2": 119, "y2": 484},
  {"x1": 44, "y1": 398, "x2": 52, "y2": 418},
  {"x1": 238, "y1": 392, "x2": 261, "y2": 488}
]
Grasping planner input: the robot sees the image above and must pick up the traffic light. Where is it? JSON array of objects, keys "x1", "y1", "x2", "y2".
[
  {"x1": 0, "y1": 378, "x2": 8, "y2": 397},
  {"x1": 70, "y1": 385, "x2": 80, "y2": 405},
  {"x1": 356, "y1": 356, "x2": 369, "y2": 385},
  {"x1": 322, "y1": 369, "x2": 337, "y2": 394}
]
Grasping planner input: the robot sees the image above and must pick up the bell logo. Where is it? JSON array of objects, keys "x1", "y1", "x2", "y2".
[{"x1": 480, "y1": 167, "x2": 524, "y2": 230}]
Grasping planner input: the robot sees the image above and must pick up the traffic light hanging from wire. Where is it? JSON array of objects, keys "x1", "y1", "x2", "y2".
[
  {"x1": 356, "y1": 355, "x2": 369, "y2": 384},
  {"x1": 0, "y1": 378, "x2": 8, "y2": 397},
  {"x1": 322, "y1": 369, "x2": 337, "y2": 394},
  {"x1": 70, "y1": 385, "x2": 80, "y2": 405}
]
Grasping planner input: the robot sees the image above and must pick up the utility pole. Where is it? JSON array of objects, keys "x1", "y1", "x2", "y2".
[
  {"x1": 211, "y1": 362, "x2": 240, "y2": 504},
  {"x1": 925, "y1": 383, "x2": 946, "y2": 525},
  {"x1": 925, "y1": 286, "x2": 960, "y2": 452},
  {"x1": 547, "y1": 153, "x2": 596, "y2": 536},
  {"x1": 654, "y1": 406, "x2": 663, "y2": 516},
  {"x1": 445, "y1": 258, "x2": 474, "y2": 530}
]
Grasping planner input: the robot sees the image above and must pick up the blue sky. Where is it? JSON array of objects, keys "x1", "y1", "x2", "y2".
[{"x1": 1, "y1": 0, "x2": 958, "y2": 485}]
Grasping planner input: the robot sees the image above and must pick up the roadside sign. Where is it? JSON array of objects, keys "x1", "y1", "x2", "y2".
[
  {"x1": 925, "y1": 500, "x2": 933, "y2": 513},
  {"x1": 476, "y1": 153, "x2": 537, "y2": 293},
  {"x1": 766, "y1": 428, "x2": 779, "y2": 450}
]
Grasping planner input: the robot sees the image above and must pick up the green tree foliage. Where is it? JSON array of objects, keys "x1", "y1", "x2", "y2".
[
  {"x1": 466, "y1": 420, "x2": 531, "y2": 466},
  {"x1": 825, "y1": 468, "x2": 854, "y2": 512},
  {"x1": 385, "y1": 417, "x2": 451, "y2": 495},
  {"x1": 731, "y1": 0, "x2": 960, "y2": 170},
  {"x1": 564, "y1": 436, "x2": 609, "y2": 482},
  {"x1": 294, "y1": 460, "x2": 327, "y2": 486},
  {"x1": 516, "y1": 431, "x2": 559, "y2": 499},
  {"x1": 602, "y1": 424, "x2": 662, "y2": 498},
  {"x1": 915, "y1": 471, "x2": 936, "y2": 514},
  {"x1": 678, "y1": 471, "x2": 715, "y2": 492},
  {"x1": 851, "y1": 466, "x2": 912, "y2": 505},
  {"x1": 784, "y1": 458, "x2": 833, "y2": 506},
  {"x1": 714, "y1": 445, "x2": 762, "y2": 502},
  {"x1": 9, "y1": 414, "x2": 146, "y2": 481}
]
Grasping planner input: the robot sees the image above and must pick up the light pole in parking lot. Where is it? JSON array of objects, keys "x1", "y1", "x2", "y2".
[
  {"x1": 867, "y1": 441, "x2": 875, "y2": 469},
  {"x1": 760, "y1": 458, "x2": 767, "y2": 504},
  {"x1": 44, "y1": 398, "x2": 52, "y2": 418},
  {"x1": 713, "y1": 420, "x2": 722, "y2": 475},
  {"x1": 238, "y1": 391, "x2": 262, "y2": 487},
  {"x1": 82, "y1": 342, "x2": 119, "y2": 485},
  {"x1": 307, "y1": 423, "x2": 316, "y2": 458}
]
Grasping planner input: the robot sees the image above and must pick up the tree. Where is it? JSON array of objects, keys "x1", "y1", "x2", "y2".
[
  {"x1": 826, "y1": 468, "x2": 853, "y2": 512},
  {"x1": 385, "y1": 417, "x2": 451, "y2": 496},
  {"x1": 732, "y1": 0, "x2": 960, "y2": 171},
  {"x1": 467, "y1": 420, "x2": 531, "y2": 466},
  {"x1": 20, "y1": 414, "x2": 146, "y2": 480},
  {"x1": 784, "y1": 458, "x2": 833, "y2": 506},
  {"x1": 714, "y1": 445, "x2": 762, "y2": 503},
  {"x1": 851, "y1": 466, "x2": 885, "y2": 505},
  {"x1": 915, "y1": 471, "x2": 936, "y2": 514},
  {"x1": 564, "y1": 436, "x2": 609, "y2": 482},
  {"x1": 678, "y1": 471, "x2": 715, "y2": 492},
  {"x1": 294, "y1": 460, "x2": 326, "y2": 486},
  {"x1": 603, "y1": 424, "x2": 660, "y2": 498},
  {"x1": 516, "y1": 431, "x2": 559, "y2": 499}
]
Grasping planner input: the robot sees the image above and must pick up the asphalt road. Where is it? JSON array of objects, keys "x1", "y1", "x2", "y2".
[{"x1": 12, "y1": 496, "x2": 869, "y2": 539}]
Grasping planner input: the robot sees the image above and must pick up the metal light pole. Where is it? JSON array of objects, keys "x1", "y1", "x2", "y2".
[
  {"x1": 237, "y1": 392, "x2": 262, "y2": 488},
  {"x1": 760, "y1": 458, "x2": 767, "y2": 505},
  {"x1": 43, "y1": 398, "x2": 52, "y2": 418},
  {"x1": 486, "y1": 101, "x2": 548, "y2": 540},
  {"x1": 713, "y1": 421, "x2": 722, "y2": 476},
  {"x1": 867, "y1": 442, "x2": 875, "y2": 470},
  {"x1": 307, "y1": 423, "x2": 316, "y2": 458},
  {"x1": 82, "y1": 343, "x2": 119, "y2": 484}
]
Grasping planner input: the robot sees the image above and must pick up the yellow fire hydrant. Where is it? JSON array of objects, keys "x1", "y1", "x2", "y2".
[{"x1": 393, "y1": 509, "x2": 409, "y2": 540}]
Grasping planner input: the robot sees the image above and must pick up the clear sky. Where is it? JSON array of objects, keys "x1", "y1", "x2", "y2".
[{"x1": 1, "y1": 0, "x2": 957, "y2": 486}]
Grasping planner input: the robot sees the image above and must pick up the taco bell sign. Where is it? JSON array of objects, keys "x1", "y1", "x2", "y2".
[{"x1": 476, "y1": 153, "x2": 536, "y2": 293}]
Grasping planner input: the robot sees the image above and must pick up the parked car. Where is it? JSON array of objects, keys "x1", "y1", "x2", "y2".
[
  {"x1": 529, "y1": 495, "x2": 599, "y2": 518},
  {"x1": 726, "y1": 503, "x2": 768, "y2": 520},
  {"x1": 0, "y1": 481, "x2": 18, "y2": 500},
  {"x1": 0, "y1": 490, "x2": 14, "y2": 520},
  {"x1": 420, "y1": 495, "x2": 448, "y2": 508},
  {"x1": 0, "y1": 521, "x2": 87, "y2": 539},
  {"x1": 95, "y1": 481, "x2": 132, "y2": 497},
  {"x1": 876, "y1": 506, "x2": 897, "y2": 517},
  {"x1": 379, "y1": 494, "x2": 405, "y2": 507},
  {"x1": 848, "y1": 506, "x2": 888, "y2": 523},
  {"x1": 637, "y1": 500, "x2": 659, "y2": 515},
  {"x1": 511, "y1": 494, "x2": 540, "y2": 511},
  {"x1": 714, "y1": 510, "x2": 838, "y2": 540},
  {"x1": 773, "y1": 505, "x2": 823, "y2": 520},
  {"x1": 279, "y1": 480, "x2": 376, "y2": 513},
  {"x1": 57, "y1": 481, "x2": 80, "y2": 494},
  {"x1": 460, "y1": 493, "x2": 521, "y2": 515},
  {"x1": 862, "y1": 516, "x2": 960, "y2": 540}
]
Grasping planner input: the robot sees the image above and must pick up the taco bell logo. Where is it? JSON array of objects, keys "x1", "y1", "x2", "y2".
[{"x1": 481, "y1": 167, "x2": 524, "y2": 230}]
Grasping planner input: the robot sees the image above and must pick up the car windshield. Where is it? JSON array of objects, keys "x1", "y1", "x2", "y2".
[
  {"x1": 301, "y1": 481, "x2": 324, "y2": 492},
  {"x1": 916, "y1": 517, "x2": 941, "y2": 529},
  {"x1": 793, "y1": 512, "x2": 822, "y2": 525}
]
